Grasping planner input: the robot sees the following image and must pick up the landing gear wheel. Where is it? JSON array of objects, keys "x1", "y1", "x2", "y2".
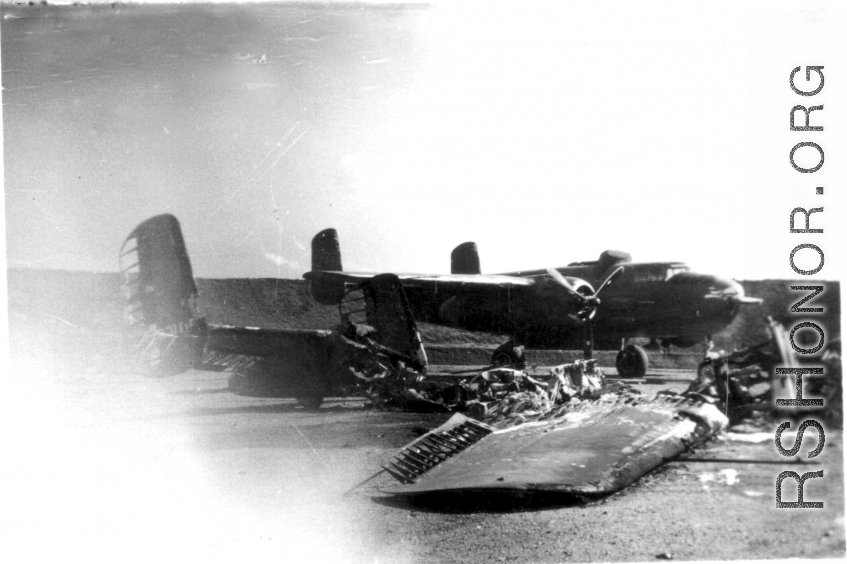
[
  {"x1": 492, "y1": 341, "x2": 526, "y2": 369},
  {"x1": 296, "y1": 391, "x2": 325, "y2": 410},
  {"x1": 296, "y1": 378, "x2": 327, "y2": 410},
  {"x1": 615, "y1": 344, "x2": 648, "y2": 378}
]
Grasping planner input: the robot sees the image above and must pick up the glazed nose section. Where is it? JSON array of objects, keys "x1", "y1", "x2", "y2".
[
  {"x1": 707, "y1": 278, "x2": 763, "y2": 305},
  {"x1": 726, "y1": 279, "x2": 763, "y2": 304}
]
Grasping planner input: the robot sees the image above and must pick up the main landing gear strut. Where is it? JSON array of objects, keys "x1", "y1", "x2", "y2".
[
  {"x1": 491, "y1": 338, "x2": 650, "y2": 378},
  {"x1": 587, "y1": 320, "x2": 648, "y2": 378},
  {"x1": 491, "y1": 265, "x2": 638, "y2": 375}
]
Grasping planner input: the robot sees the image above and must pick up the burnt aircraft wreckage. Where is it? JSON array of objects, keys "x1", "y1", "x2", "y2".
[
  {"x1": 305, "y1": 228, "x2": 762, "y2": 377},
  {"x1": 120, "y1": 214, "x2": 428, "y2": 408},
  {"x1": 366, "y1": 319, "x2": 803, "y2": 499},
  {"x1": 120, "y1": 214, "x2": 790, "y2": 500}
]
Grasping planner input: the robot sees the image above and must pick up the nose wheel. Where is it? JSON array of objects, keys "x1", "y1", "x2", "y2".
[{"x1": 616, "y1": 344, "x2": 648, "y2": 378}]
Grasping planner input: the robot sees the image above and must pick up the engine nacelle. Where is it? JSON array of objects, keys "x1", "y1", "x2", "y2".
[
  {"x1": 568, "y1": 278, "x2": 595, "y2": 297},
  {"x1": 438, "y1": 296, "x2": 461, "y2": 326}
]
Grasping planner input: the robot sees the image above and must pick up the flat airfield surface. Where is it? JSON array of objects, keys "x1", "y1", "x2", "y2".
[{"x1": 3, "y1": 360, "x2": 844, "y2": 564}]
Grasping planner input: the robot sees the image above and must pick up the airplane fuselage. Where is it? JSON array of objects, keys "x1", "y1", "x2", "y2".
[
  {"x1": 430, "y1": 260, "x2": 747, "y2": 350},
  {"x1": 303, "y1": 229, "x2": 756, "y2": 357}
]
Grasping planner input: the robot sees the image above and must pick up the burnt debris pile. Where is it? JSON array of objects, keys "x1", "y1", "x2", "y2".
[
  {"x1": 350, "y1": 355, "x2": 645, "y2": 428},
  {"x1": 686, "y1": 319, "x2": 842, "y2": 427}
]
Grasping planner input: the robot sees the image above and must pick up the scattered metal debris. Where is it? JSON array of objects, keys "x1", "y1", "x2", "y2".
[
  {"x1": 688, "y1": 317, "x2": 840, "y2": 424},
  {"x1": 688, "y1": 321, "x2": 785, "y2": 418},
  {"x1": 362, "y1": 318, "x2": 828, "y2": 499},
  {"x1": 461, "y1": 360, "x2": 606, "y2": 426},
  {"x1": 355, "y1": 358, "x2": 612, "y2": 423},
  {"x1": 343, "y1": 355, "x2": 734, "y2": 499}
]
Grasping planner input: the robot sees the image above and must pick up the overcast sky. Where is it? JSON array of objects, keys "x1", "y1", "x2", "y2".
[{"x1": 2, "y1": 1, "x2": 845, "y2": 281}]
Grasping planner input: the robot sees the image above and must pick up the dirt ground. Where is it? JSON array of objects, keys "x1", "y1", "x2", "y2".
[
  {"x1": 3, "y1": 271, "x2": 844, "y2": 562},
  {"x1": 3, "y1": 354, "x2": 844, "y2": 564}
]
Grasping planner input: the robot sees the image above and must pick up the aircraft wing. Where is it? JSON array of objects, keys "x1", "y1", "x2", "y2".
[
  {"x1": 304, "y1": 270, "x2": 536, "y2": 291},
  {"x1": 381, "y1": 397, "x2": 726, "y2": 496}
]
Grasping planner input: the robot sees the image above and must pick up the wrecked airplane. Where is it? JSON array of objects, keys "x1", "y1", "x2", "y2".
[
  {"x1": 362, "y1": 317, "x2": 805, "y2": 499},
  {"x1": 121, "y1": 214, "x2": 812, "y2": 501},
  {"x1": 305, "y1": 228, "x2": 763, "y2": 377},
  {"x1": 119, "y1": 214, "x2": 427, "y2": 408}
]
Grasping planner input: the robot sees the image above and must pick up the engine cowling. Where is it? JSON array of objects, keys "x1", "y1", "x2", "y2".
[{"x1": 566, "y1": 279, "x2": 598, "y2": 320}]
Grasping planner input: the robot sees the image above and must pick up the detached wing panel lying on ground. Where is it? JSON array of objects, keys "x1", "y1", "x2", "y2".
[{"x1": 382, "y1": 397, "x2": 726, "y2": 496}]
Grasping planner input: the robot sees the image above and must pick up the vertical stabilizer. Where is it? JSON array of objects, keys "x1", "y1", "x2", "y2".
[
  {"x1": 120, "y1": 214, "x2": 197, "y2": 328},
  {"x1": 451, "y1": 242, "x2": 481, "y2": 275},
  {"x1": 120, "y1": 214, "x2": 204, "y2": 374},
  {"x1": 310, "y1": 228, "x2": 346, "y2": 304},
  {"x1": 312, "y1": 228, "x2": 342, "y2": 271}
]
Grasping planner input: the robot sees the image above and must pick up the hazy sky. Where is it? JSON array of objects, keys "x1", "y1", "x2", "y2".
[{"x1": 3, "y1": 1, "x2": 846, "y2": 281}]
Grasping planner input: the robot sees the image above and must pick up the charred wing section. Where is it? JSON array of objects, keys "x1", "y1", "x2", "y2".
[
  {"x1": 362, "y1": 274, "x2": 428, "y2": 371},
  {"x1": 382, "y1": 394, "x2": 727, "y2": 496},
  {"x1": 383, "y1": 414, "x2": 496, "y2": 484}
]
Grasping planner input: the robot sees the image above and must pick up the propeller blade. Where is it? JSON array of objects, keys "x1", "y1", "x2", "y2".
[
  {"x1": 546, "y1": 267, "x2": 585, "y2": 299},
  {"x1": 592, "y1": 266, "x2": 624, "y2": 299},
  {"x1": 547, "y1": 267, "x2": 605, "y2": 320},
  {"x1": 715, "y1": 295, "x2": 763, "y2": 305},
  {"x1": 704, "y1": 291, "x2": 763, "y2": 305}
]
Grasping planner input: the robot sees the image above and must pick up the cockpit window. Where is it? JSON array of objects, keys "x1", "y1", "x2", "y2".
[
  {"x1": 634, "y1": 265, "x2": 688, "y2": 283},
  {"x1": 634, "y1": 267, "x2": 666, "y2": 283},
  {"x1": 665, "y1": 266, "x2": 689, "y2": 280}
]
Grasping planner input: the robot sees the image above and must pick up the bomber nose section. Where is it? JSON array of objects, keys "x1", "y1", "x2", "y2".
[
  {"x1": 661, "y1": 271, "x2": 761, "y2": 338},
  {"x1": 707, "y1": 279, "x2": 763, "y2": 305}
]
